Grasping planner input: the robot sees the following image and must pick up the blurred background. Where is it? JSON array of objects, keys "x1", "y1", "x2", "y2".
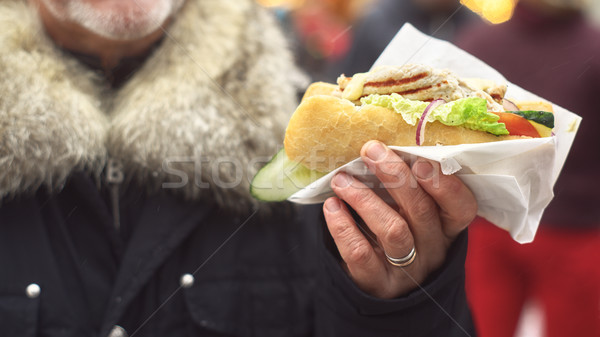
[
  {"x1": 257, "y1": 1, "x2": 600, "y2": 337},
  {"x1": 593, "y1": 0, "x2": 600, "y2": 23},
  {"x1": 258, "y1": 0, "x2": 600, "y2": 82}
]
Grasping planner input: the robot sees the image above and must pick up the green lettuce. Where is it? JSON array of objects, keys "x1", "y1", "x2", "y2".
[{"x1": 360, "y1": 93, "x2": 509, "y2": 136}]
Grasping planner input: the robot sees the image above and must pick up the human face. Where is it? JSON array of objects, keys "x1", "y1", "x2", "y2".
[{"x1": 38, "y1": 0, "x2": 185, "y2": 41}]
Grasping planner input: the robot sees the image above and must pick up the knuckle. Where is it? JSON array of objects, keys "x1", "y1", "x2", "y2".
[
  {"x1": 459, "y1": 200, "x2": 478, "y2": 225},
  {"x1": 443, "y1": 178, "x2": 477, "y2": 225},
  {"x1": 347, "y1": 242, "x2": 372, "y2": 265},
  {"x1": 346, "y1": 188, "x2": 375, "y2": 207},
  {"x1": 331, "y1": 219, "x2": 354, "y2": 241},
  {"x1": 378, "y1": 160, "x2": 409, "y2": 184},
  {"x1": 409, "y1": 194, "x2": 437, "y2": 221},
  {"x1": 384, "y1": 217, "x2": 412, "y2": 247},
  {"x1": 444, "y1": 176, "x2": 464, "y2": 195}
]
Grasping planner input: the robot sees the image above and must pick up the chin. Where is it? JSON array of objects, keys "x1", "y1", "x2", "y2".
[{"x1": 41, "y1": 0, "x2": 185, "y2": 40}]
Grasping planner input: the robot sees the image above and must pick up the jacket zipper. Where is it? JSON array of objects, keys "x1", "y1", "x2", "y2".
[{"x1": 106, "y1": 158, "x2": 124, "y2": 232}]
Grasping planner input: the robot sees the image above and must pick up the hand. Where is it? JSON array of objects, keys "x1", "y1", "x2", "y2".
[{"x1": 323, "y1": 140, "x2": 477, "y2": 299}]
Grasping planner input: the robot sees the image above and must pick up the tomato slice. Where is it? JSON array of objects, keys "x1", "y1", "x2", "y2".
[{"x1": 494, "y1": 112, "x2": 540, "y2": 138}]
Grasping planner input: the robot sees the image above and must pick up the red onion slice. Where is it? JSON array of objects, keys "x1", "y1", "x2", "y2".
[
  {"x1": 502, "y1": 98, "x2": 519, "y2": 111},
  {"x1": 416, "y1": 99, "x2": 445, "y2": 146}
]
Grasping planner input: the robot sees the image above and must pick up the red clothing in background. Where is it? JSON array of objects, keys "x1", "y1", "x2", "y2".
[{"x1": 467, "y1": 219, "x2": 600, "y2": 337}]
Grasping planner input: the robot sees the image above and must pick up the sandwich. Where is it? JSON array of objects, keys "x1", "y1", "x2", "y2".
[{"x1": 251, "y1": 64, "x2": 554, "y2": 201}]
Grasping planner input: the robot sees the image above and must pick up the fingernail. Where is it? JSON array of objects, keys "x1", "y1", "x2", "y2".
[
  {"x1": 332, "y1": 173, "x2": 352, "y2": 188},
  {"x1": 414, "y1": 160, "x2": 434, "y2": 180},
  {"x1": 325, "y1": 198, "x2": 340, "y2": 212},
  {"x1": 365, "y1": 141, "x2": 386, "y2": 161}
]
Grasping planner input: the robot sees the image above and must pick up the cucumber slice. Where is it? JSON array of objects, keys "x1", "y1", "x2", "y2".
[
  {"x1": 507, "y1": 111, "x2": 554, "y2": 129},
  {"x1": 250, "y1": 148, "x2": 327, "y2": 202}
]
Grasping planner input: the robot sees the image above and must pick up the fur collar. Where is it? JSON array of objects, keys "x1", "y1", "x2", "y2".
[{"x1": 0, "y1": 0, "x2": 303, "y2": 212}]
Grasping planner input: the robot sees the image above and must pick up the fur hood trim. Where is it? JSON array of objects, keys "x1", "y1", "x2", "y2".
[{"x1": 0, "y1": 0, "x2": 303, "y2": 211}]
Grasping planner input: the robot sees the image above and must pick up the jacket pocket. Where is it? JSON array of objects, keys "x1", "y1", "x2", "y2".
[
  {"x1": 0, "y1": 294, "x2": 40, "y2": 337},
  {"x1": 182, "y1": 274, "x2": 313, "y2": 337}
]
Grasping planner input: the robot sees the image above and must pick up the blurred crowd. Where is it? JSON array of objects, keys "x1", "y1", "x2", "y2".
[{"x1": 261, "y1": 0, "x2": 600, "y2": 336}]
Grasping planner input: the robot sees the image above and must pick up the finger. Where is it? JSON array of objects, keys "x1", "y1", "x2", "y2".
[
  {"x1": 330, "y1": 172, "x2": 415, "y2": 265},
  {"x1": 360, "y1": 140, "x2": 440, "y2": 235},
  {"x1": 412, "y1": 159, "x2": 477, "y2": 239},
  {"x1": 322, "y1": 197, "x2": 385, "y2": 293}
]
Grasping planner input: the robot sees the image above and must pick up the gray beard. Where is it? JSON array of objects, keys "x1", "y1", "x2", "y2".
[{"x1": 39, "y1": 0, "x2": 185, "y2": 40}]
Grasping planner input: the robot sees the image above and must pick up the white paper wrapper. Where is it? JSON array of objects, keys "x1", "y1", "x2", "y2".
[{"x1": 287, "y1": 24, "x2": 582, "y2": 244}]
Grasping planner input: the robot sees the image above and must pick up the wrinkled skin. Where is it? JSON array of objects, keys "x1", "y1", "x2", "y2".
[{"x1": 324, "y1": 140, "x2": 477, "y2": 298}]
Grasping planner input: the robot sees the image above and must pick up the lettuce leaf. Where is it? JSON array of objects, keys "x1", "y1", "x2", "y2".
[{"x1": 360, "y1": 93, "x2": 509, "y2": 136}]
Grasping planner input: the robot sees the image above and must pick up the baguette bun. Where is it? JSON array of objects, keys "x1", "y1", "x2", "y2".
[
  {"x1": 301, "y1": 82, "x2": 340, "y2": 101},
  {"x1": 284, "y1": 94, "x2": 520, "y2": 172},
  {"x1": 516, "y1": 101, "x2": 554, "y2": 112}
]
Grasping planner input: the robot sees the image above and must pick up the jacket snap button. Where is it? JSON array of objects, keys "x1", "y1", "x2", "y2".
[
  {"x1": 26, "y1": 283, "x2": 41, "y2": 299},
  {"x1": 180, "y1": 273, "x2": 195, "y2": 288},
  {"x1": 107, "y1": 325, "x2": 128, "y2": 337}
]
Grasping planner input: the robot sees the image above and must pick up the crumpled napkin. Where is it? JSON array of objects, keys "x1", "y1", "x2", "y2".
[{"x1": 287, "y1": 24, "x2": 581, "y2": 244}]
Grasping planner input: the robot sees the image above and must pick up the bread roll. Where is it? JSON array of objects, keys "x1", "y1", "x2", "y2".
[
  {"x1": 516, "y1": 101, "x2": 554, "y2": 112},
  {"x1": 284, "y1": 95, "x2": 520, "y2": 172},
  {"x1": 301, "y1": 82, "x2": 340, "y2": 101}
]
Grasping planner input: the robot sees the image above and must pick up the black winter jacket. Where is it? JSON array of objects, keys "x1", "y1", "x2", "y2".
[{"x1": 0, "y1": 173, "x2": 473, "y2": 337}]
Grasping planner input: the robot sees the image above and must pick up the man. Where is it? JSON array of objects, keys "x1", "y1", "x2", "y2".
[{"x1": 0, "y1": 0, "x2": 477, "y2": 336}]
